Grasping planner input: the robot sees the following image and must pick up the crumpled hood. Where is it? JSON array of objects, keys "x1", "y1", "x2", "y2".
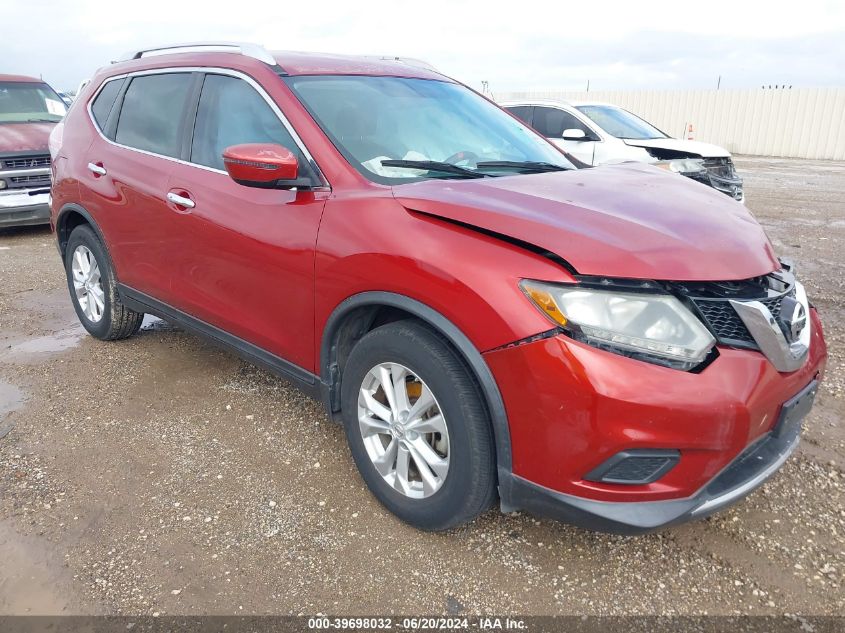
[
  {"x1": 0, "y1": 121, "x2": 55, "y2": 153},
  {"x1": 623, "y1": 137, "x2": 731, "y2": 159},
  {"x1": 393, "y1": 162, "x2": 778, "y2": 281}
]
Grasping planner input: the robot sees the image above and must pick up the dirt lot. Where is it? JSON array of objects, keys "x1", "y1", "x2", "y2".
[{"x1": 0, "y1": 157, "x2": 843, "y2": 616}]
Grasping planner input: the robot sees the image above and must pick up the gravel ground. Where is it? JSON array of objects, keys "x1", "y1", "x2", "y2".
[{"x1": 0, "y1": 157, "x2": 843, "y2": 616}]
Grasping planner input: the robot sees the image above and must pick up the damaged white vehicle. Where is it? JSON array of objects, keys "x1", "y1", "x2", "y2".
[{"x1": 501, "y1": 99, "x2": 744, "y2": 202}]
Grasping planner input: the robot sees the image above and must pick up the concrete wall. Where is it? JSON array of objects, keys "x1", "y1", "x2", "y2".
[{"x1": 496, "y1": 88, "x2": 845, "y2": 160}]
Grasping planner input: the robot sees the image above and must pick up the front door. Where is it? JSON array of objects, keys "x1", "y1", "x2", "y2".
[
  {"x1": 533, "y1": 106, "x2": 599, "y2": 165},
  {"x1": 164, "y1": 72, "x2": 327, "y2": 372}
]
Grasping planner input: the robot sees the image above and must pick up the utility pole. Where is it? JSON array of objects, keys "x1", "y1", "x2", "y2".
[
  {"x1": 586, "y1": 79, "x2": 590, "y2": 93},
  {"x1": 716, "y1": 75, "x2": 721, "y2": 90}
]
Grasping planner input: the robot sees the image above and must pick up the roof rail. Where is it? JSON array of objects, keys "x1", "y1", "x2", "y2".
[
  {"x1": 366, "y1": 56, "x2": 438, "y2": 72},
  {"x1": 114, "y1": 41, "x2": 276, "y2": 66}
]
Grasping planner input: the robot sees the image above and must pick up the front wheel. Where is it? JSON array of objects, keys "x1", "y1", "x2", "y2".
[{"x1": 340, "y1": 321, "x2": 496, "y2": 530}]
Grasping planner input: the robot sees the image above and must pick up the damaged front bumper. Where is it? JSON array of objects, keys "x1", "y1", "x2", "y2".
[{"x1": 686, "y1": 157, "x2": 744, "y2": 202}]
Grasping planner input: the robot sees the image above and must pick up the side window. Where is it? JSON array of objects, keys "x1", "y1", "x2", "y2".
[
  {"x1": 191, "y1": 74, "x2": 302, "y2": 171},
  {"x1": 506, "y1": 106, "x2": 534, "y2": 127},
  {"x1": 90, "y1": 78, "x2": 123, "y2": 132},
  {"x1": 533, "y1": 107, "x2": 593, "y2": 139},
  {"x1": 115, "y1": 73, "x2": 193, "y2": 157}
]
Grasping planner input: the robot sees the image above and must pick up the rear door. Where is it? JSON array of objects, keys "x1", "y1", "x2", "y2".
[
  {"x1": 164, "y1": 71, "x2": 328, "y2": 371},
  {"x1": 533, "y1": 106, "x2": 599, "y2": 165},
  {"x1": 82, "y1": 71, "x2": 195, "y2": 303}
]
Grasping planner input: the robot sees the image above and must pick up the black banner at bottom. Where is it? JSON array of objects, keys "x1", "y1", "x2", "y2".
[{"x1": 0, "y1": 616, "x2": 841, "y2": 633}]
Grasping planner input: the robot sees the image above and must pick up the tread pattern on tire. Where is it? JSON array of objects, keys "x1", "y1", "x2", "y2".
[{"x1": 413, "y1": 323, "x2": 498, "y2": 527}]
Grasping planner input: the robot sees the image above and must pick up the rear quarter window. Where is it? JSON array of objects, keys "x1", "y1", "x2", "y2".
[
  {"x1": 90, "y1": 79, "x2": 124, "y2": 132},
  {"x1": 114, "y1": 73, "x2": 193, "y2": 158}
]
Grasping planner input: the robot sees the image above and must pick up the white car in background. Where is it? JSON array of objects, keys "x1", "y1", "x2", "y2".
[{"x1": 501, "y1": 100, "x2": 744, "y2": 202}]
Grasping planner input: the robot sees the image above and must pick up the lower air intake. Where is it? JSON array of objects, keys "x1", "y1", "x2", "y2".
[{"x1": 585, "y1": 449, "x2": 680, "y2": 485}]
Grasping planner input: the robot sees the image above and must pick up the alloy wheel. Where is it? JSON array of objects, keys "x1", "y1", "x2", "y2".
[
  {"x1": 71, "y1": 245, "x2": 105, "y2": 323},
  {"x1": 357, "y1": 362, "x2": 450, "y2": 498}
]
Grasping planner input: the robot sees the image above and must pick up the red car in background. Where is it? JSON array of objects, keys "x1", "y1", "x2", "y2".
[
  {"x1": 0, "y1": 74, "x2": 66, "y2": 228},
  {"x1": 49, "y1": 43, "x2": 827, "y2": 533}
]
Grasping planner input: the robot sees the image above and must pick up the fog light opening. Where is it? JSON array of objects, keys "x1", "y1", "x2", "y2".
[{"x1": 585, "y1": 449, "x2": 680, "y2": 485}]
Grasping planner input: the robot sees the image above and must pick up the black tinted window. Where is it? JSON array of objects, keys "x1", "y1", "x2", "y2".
[
  {"x1": 533, "y1": 106, "x2": 591, "y2": 138},
  {"x1": 506, "y1": 106, "x2": 533, "y2": 126},
  {"x1": 191, "y1": 74, "x2": 300, "y2": 170},
  {"x1": 115, "y1": 74, "x2": 192, "y2": 157},
  {"x1": 90, "y1": 79, "x2": 123, "y2": 131}
]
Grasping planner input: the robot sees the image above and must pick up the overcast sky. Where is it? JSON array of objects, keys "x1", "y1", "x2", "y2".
[{"x1": 3, "y1": 0, "x2": 844, "y2": 93}]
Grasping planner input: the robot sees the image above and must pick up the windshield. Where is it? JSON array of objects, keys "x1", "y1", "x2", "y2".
[
  {"x1": 575, "y1": 105, "x2": 666, "y2": 140},
  {"x1": 286, "y1": 75, "x2": 575, "y2": 183},
  {"x1": 0, "y1": 81, "x2": 67, "y2": 123}
]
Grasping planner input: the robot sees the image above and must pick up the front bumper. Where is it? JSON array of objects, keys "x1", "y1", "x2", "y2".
[
  {"x1": 486, "y1": 308, "x2": 827, "y2": 534},
  {"x1": 0, "y1": 189, "x2": 51, "y2": 227},
  {"x1": 684, "y1": 169, "x2": 744, "y2": 202},
  {"x1": 500, "y1": 406, "x2": 802, "y2": 534}
]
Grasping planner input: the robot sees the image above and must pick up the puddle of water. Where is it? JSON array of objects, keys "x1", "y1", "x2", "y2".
[
  {"x1": 0, "y1": 380, "x2": 24, "y2": 421},
  {"x1": 140, "y1": 315, "x2": 179, "y2": 332},
  {"x1": 0, "y1": 315, "x2": 176, "y2": 366},
  {"x1": 0, "y1": 326, "x2": 86, "y2": 364},
  {"x1": 0, "y1": 520, "x2": 95, "y2": 614}
]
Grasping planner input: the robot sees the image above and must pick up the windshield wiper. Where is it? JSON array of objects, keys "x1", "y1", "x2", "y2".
[
  {"x1": 380, "y1": 160, "x2": 487, "y2": 178},
  {"x1": 26, "y1": 118, "x2": 59, "y2": 123},
  {"x1": 475, "y1": 161, "x2": 570, "y2": 173}
]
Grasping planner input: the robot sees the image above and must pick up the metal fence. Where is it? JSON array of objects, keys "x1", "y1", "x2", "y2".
[{"x1": 495, "y1": 88, "x2": 845, "y2": 160}]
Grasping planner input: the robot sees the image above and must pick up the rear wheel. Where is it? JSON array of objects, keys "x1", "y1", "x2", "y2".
[
  {"x1": 341, "y1": 320, "x2": 496, "y2": 530},
  {"x1": 65, "y1": 225, "x2": 144, "y2": 340}
]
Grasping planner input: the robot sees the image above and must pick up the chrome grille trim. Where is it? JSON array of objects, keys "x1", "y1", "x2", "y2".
[
  {"x1": 2, "y1": 155, "x2": 50, "y2": 169},
  {"x1": 730, "y1": 281, "x2": 811, "y2": 372},
  {"x1": 673, "y1": 270, "x2": 802, "y2": 358}
]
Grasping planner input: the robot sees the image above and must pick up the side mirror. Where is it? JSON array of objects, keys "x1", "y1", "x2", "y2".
[
  {"x1": 222, "y1": 143, "x2": 307, "y2": 189},
  {"x1": 561, "y1": 128, "x2": 588, "y2": 141}
]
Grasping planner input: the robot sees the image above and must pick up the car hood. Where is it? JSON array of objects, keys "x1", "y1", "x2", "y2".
[
  {"x1": 622, "y1": 137, "x2": 731, "y2": 159},
  {"x1": 0, "y1": 121, "x2": 55, "y2": 153},
  {"x1": 393, "y1": 162, "x2": 778, "y2": 281}
]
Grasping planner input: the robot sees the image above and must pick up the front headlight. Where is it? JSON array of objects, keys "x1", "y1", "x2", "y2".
[
  {"x1": 655, "y1": 158, "x2": 706, "y2": 174},
  {"x1": 521, "y1": 280, "x2": 716, "y2": 370}
]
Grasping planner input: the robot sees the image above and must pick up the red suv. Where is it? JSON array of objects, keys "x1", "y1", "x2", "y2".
[{"x1": 50, "y1": 43, "x2": 827, "y2": 533}]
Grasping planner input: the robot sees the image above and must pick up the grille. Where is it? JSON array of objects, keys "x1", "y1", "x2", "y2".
[
  {"x1": 703, "y1": 157, "x2": 736, "y2": 179},
  {"x1": 701, "y1": 157, "x2": 743, "y2": 200},
  {"x1": 694, "y1": 300, "x2": 754, "y2": 344},
  {"x1": 3, "y1": 155, "x2": 50, "y2": 169},
  {"x1": 693, "y1": 295, "x2": 786, "y2": 347},
  {"x1": 9, "y1": 174, "x2": 51, "y2": 186}
]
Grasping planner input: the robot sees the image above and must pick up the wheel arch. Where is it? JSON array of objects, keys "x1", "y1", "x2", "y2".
[
  {"x1": 320, "y1": 291, "x2": 512, "y2": 475},
  {"x1": 55, "y1": 203, "x2": 108, "y2": 259}
]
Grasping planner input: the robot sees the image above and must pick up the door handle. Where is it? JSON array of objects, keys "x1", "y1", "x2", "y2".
[
  {"x1": 87, "y1": 162, "x2": 107, "y2": 176},
  {"x1": 166, "y1": 192, "x2": 195, "y2": 209}
]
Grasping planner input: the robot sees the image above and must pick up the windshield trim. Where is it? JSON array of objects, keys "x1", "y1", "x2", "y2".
[{"x1": 284, "y1": 74, "x2": 575, "y2": 186}]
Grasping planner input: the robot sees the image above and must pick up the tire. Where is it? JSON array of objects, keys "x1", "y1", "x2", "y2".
[
  {"x1": 341, "y1": 320, "x2": 496, "y2": 530},
  {"x1": 65, "y1": 224, "x2": 144, "y2": 340}
]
